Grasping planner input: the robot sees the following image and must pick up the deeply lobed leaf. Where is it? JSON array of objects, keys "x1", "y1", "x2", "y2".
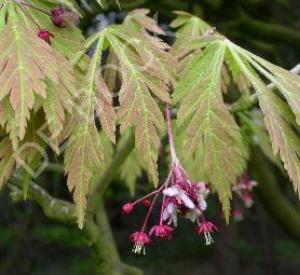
[{"x1": 174, "y1": 42, "x2": 247, "y2": 221}]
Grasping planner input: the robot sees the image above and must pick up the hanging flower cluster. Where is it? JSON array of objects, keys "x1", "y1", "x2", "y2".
[
  {"x1": 232, "y1": 173, "x2": 257, "y2": 222},
  {"x1": 122, "y1": 107, "x2": 218, "y2": 255}
]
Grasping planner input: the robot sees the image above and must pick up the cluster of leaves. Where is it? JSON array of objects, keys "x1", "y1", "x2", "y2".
[{"x1": 1, "y1": 1, "x2": 300, "y2": 227}]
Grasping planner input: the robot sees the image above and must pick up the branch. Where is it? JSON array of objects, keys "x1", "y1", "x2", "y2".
[
  {"x1": 9, "y1": 178, "x2": 142, "y2": 275},
  {"x1": 85, "y1": 201, "x2": 142, "y2": 275},
  {"x1": 229, "y1": 62, "x2": 300, "y2": 113},
  {"x1": 9, "y1": 179, "x2": 76, "y2": 224},
  {"x1": 249, "y1": 147, "x2": 300, "y2": 244},
  {"x1": 9, "y1": 128, "x2": 135, "y2": 224}
]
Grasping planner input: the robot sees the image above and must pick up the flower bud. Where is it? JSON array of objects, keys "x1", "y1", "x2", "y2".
[
  {"x1": 143, "y1": 199, "x2": 151, "y2": 208},
  {"x1": 51, "y1": 6, "x2": 64, "y2": 27},
  {"x1": 38, "y1": 29, "x2": 53, "y2": 44},
  {"x1": 122, "y1": 203, "x2": 134, "y2": 215}
]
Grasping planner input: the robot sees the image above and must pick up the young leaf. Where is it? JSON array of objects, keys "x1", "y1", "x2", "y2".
[
  {"x1": 174, "y1": 42, "x2": 247, "y2": 221},
  {"x1": 239, "y1": 111, "x2": 283, "y2": 171},
  {"x1": 125, "y1": 9, "x2": 165, "y2": 35},
  {"x1": 171, "y1": 11, "x2": 211, "y2": 56},
  {"x1": 65, "y1": 33, "x2": 115, "y2": 228},
  {"x1": 227, "y1": 42, "x2": 300, "y2": 194},
  {"x1": 0, "y1": 3, "x2": 76, "y2": 142},
  {"x1": 119, "y1": 130, "x2": 143, "y2": 196},
  {"x1": 0, "y1": 97, "x2": 19, "y2": 150},
  {"x1": 106, "y1": 28, "x2": 172, "y2": 185}
]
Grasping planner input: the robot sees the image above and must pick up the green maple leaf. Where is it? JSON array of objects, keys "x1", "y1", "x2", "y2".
[
  {"x1": 71, "y1": 10, "x2": 176, "y2": 189},
  {"x1": 174, "y1": 41, "x2": 247, "y2": 221},
  {"x1": 65, "y1": 33, "x2": 116, "y2": 228},
  {"x1": 0, "y1": 2, "x2": 77, "y2": 143},
  {"x1": 119, "y1": 130, "x2": 143, "y2": 196},
  {"x1": 106, "y1": 27, "x2": 172, "y2": 185},
  {"x1": 170, "y1": 11, "x2": 211, "y2": 56},
  {"x1": 227, "y1": 40, "x2": 300, "y2": 195}
]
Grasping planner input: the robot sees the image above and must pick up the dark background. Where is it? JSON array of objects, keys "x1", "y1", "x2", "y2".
[{"x1": 1, "y1": 0, "x2": 300, "y2": 274}]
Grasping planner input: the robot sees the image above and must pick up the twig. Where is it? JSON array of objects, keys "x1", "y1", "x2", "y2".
[{"x1": 9, "y1": 179, "x2": 76, "y2": 224}]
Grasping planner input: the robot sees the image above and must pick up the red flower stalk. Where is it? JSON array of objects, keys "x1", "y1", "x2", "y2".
[
  {"x1": 38, "y1": 29, "x2": 53, "y2": 44},
  {"x1": 130, "y1": 232, "x2": 151, "y2": 255}
]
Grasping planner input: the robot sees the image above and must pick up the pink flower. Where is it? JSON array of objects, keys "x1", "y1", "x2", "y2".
[
  {"x1": 122, "y1": 203, "x2": 134, "y2": 215},
  {"x1": 38, "y1": 29, "x2": 53, "y2": 44},
  {"x1": 149, "y1": 225, "x2": 174, "y2": 240},
  {"x1": 233, "y1": 208, "x2": 244, "y2": 222},
  {"x1": 163, "y1": 186, "x2": 195, "y2": 209},
  {"x1": 242, "y1": 192, "x2": 254, "y2": 208},
  {"x1": 196, "y1": 221, "x2": 218, "y2": 245},
  {"x1": 233, "y1": 173, "x2": 257, "y2": 193},
  {"x1": 130, "y1": 232, "x2": 151, "y2": 255},
  {"x1": 194, "y1": 182, "x2": 209, "y2": 211}
]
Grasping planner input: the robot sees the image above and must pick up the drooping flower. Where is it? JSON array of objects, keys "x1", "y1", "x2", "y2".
[
  {"x1": 196, "y1": 221, "x2": 218, "y2": 245},
  {"x1": 149, "y1": 224, "x2": 174, "y2": 240},
  {"x1": 38, "y1": 29, "x2": 53, "y2": 44},
  {"x1": 242, "y1": 192, "x2": 254, "y2": 208},
  {"x1": 233, "y1": 208, "x2": 244, "y2": 222},
  {"x1": 163, "y1": 185, "x2": 195, "y2": 209},
  {"x1": 232, "y1": 172, "x2": 257, "y2": 210},
  {"x1": 193, "y1": 182, "x2": 209, "y2": 211},
  {"x1": 233, "y1": 173, "x2": 257, "y2": 193},
  {"x1": 122, "y1": 203, "x2": 134, "y2": 215},
  {"x1": 123, "y1": 107, "x2": 216, "y2": 255},
  {"x1": 130, "y1": 232, "x2": 151, "y2": 255}
]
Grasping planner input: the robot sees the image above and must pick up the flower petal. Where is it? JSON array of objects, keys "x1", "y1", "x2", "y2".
[
  {"x1": 199, "y1": 196, "x2": 207, "y2": 211},
  {"x1": 162, "y1": 208, "x2": 170, "y2": 221},
  {"x1": 180, "y1": 193, "x2": 195, "y2": 209},
  {"x1": 163, "y1": 186, "x2": 180, "y2": 197}
]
